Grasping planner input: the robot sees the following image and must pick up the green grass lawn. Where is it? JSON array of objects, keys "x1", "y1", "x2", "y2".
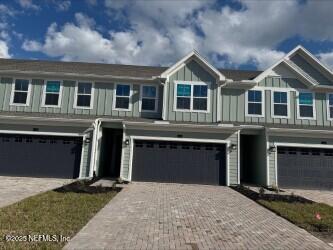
[
  {"x1": 0, "y1": 182, "x2": 119, "y2": 250},
  {"x1": 258, "y1": 200, "x2": 333, "y2": 233}
]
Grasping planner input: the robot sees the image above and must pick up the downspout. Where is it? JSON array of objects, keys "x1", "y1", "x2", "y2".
[{"x1": 89, "y1": 118, "x2": 102, "y2": 178}]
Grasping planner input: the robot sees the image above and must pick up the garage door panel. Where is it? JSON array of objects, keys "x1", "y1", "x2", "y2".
[
  {"x1": 278, "y1": 147, "x2": 333, "y2": 190},
  {"x1": 132, "y1": 141, "x2": 226, "y2": 185},
  {"x1": 0, "y1": 135, "x2": 82, "y2": 179}
]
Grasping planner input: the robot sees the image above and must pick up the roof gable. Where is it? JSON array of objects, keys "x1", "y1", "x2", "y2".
[
  {"x1": 253, "y1": 45, "x2": 333, "y2": 89},
  {"x1": 160, "y1": 50, "x2": 226, "y2": 82}
]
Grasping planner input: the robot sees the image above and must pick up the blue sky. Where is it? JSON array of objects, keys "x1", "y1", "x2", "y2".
[{"x1": 1, "y1": 0, "x2": 333, "y2": 70}]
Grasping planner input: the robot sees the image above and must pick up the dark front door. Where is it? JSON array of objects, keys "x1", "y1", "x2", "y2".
[
  {"x1": 277, "y1": 147, "x2": 333, "y2": 190},
  {"x1": 0, "y1": 134, "x2": 82, "y2": 179},
  {"x1": 132, "y1": 140, "x2": 226, "y2": 185}
]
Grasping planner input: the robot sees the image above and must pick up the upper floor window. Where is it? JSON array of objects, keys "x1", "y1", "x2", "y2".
[
  {"x1": 141, "y1": 85, "x2": 158, "y2": 112},
  {"x1": 272, "y1": 91, "x2": 289, "y2": 118},
  {"x1": 327, "y1": 93, "x2": 333, "y2": 120},
  {"x1": 175, "y1": 82, "x2": 208, "y2": 112},
  {"x1": 11, "y1": 79, "x2": 30, "y2": 106},
  {"x1": 114, "y1": 84, "x2": 131, "y2": 110},
  {"x1": 75, "y1": 82, "x2": 93, "y2": 109},
  {"x1": 298, "y1": 92, "x2": 315, "y2": 119},
  {"x1": 43, "y1": 80, "x2": 62, "y2": 107},
  {"x1": 246, "y1": 90, "x2": 264, "y2": 117}
]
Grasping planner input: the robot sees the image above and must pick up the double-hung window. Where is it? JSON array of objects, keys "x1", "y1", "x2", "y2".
[
  {"x1": 75, "y1": 82, "x2": 93, "y2": 108},
  {"x1": 11, "y1": 79, "x2": 30, "y2": 105},
  {"x1": 246, "y1": 90, "x2": 263, "y2": 116},
  {"x1": 175, "y1": 82, "x2": 208, "y2": 111},
  {"x1": 327, "y1": 93, "x2": 333, "y2": 120},
  {"x1": 114, "y1": 84, "x2": 131, "y2": 110},
  {"x1": 43, "y1": 80, "x2": 61, "y2": 107},
  {"x1": 272, "y1": 91, "x2": 289, "y2": 118},
  {"x1": 298, "y1": 92, "x2": 315, "y2": 119},
  {"x1": 141, "y1": 85, "x2": 158, "y2": 112}
]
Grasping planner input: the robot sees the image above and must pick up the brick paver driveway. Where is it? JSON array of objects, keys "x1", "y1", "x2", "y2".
[
  {"x1": 65, "y1": 183, "x2": 331, "y2": 250},
  {"x1": 286, "y1": 189, "x2": 333, "y2": 206},
  {"x1": 0, "y1": 176, "x2": 72, "y2": 208}
]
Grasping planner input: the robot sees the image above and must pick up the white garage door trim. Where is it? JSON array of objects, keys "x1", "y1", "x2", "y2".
[
  {"x1": 127, "y1": 136, "x2": 231, "y2": 186},
  {"x1": 274, "y1": 142, "x2": 333, "y2": 187}
]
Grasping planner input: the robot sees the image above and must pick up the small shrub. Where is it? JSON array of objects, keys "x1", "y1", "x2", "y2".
[
  {"x1": 271, "y1": 184, "x2": 279, "y2": 194},
  {"x1": 259, "y1": 187, "x2": 265, "y2": 196}
]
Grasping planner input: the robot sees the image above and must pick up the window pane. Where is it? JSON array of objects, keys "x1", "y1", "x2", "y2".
[
  {"x1": 248, "y1": 103, "x2": 262, "y2": 115},
  {"x1": 329, "y1": 94, "x2": 333, "y2": 105},
  {"x1": 46, "y1": 81, "x2": 60, "y2": 93},
  {"x1": 299, "y1": 93, "x2": 313, "y2": 105},
  {"x1": 193, "y1": 98, "x2": 207, "y2": 110},
  {"x1": 78, "y1": 82, "x2": 92, "y2": 94},
  {"x1": 15, "y1": 79, "x2": 29, "y2": 91},
  {"x1": 142, "y1": 98, "x2": 155, "y2": 111},
  {"x1": 116, "y1": 97, "x2": 129, "y2": 109},
  {"x1": 77, "y1": 95, "x2": 91, "y2": 107},
  {"x1": 248, "y1": 90, "x2": 261, "y2": 102},
  {"x1": 116, "y1": 84, "x2": 130, "y2": 96},
  {"x1": 177, "y1": 84, "x2": 191, "y2": 97},
  {"x1": 274, "y1": 104, "x2": 287, "y2": 116},
  {"x1": 274, "y1": 91, "x2": 287, "y2": 104},
  {"x1": 13, "y1": 92, "x2": 27, "y2": 104},
  {"x1": 142, "y1": 86, "x2": 156, "y2": 98},
  {"x1": 176, "y1": 97, "x2": 190, "y2": 109},
  {"x1": 193, "y1": 85, "x2": 207, "y2": 97},
  {"x1": 45, "y1": 93, "x2": 59, "y2": 106},
  {"x1": 300, "y1": 105, "x2": 313, "y2": 117}
]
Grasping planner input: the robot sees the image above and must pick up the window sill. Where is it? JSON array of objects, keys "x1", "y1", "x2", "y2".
[
  {"x1": 174, "y1": 109, "x2": 210, "y2": 113},
  {"x1": 10, "y1": 103, "x2": 29, "y2": 107},
  {"x1": 73, "y1": 106, "x2": 93, "y2": 110}
]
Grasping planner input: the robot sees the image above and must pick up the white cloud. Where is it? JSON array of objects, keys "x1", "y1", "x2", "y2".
[
  {"x1": 21, "y1": 1, "x2": 333, "y2": 69},
  {"x1": 18, "y1": 0, "x2": 40, "y2": 10},
  {"x1": 0, "y1": 40, "x2": 10, "y2": 58},
  {"x1": 57, "y1": 1, "x2": 71, "y2": 11},
  {"x1": 318, "y1": 52, "x2": 333, "y2": 69},
  {"x1": 86, "y1": 0, "x2": 97, "y2": 6}
]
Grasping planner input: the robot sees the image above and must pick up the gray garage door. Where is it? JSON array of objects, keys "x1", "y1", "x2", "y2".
[
  {"x1": 277, "y1": 147, "x2": 333, "y2": 190},
  {"x1": 0, "y1": 134, "x2": 82, "y2": 179},
  {"x1": 132, "y1": 140, "x2": 226, "y2": 185}
]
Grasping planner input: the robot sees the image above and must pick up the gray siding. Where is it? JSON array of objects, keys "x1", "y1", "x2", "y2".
[
  {"x1": 0, "y1": 77, "x2": 162, "y2": 119},
  {"x1": 268, "y1": 135, "x2": 333, "y2": 186},
  {"x1": 165, "y1": 60, "x2": 218, "y2": 123},
  {"x1": 221, "y1": 77, "x2": 333, "y2": 127},
  {"x1": 120, "y1": 129, "x2": 239, "y2": 185}
]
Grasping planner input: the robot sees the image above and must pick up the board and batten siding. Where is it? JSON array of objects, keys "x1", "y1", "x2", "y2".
[
  {"x1": 165, "y1": 60, "x2": 218, "y2": 123},
  {"x1": 221, "y1": 77, "x2": 333, "y2": 127},
  {"x1": 0, "y1": 77, "x2": 162, "y2": 119},
  {"x1": 120, "y1": 129, "x2": 239, "y2": 185},
  {"x1": 267, "y1": 135, "x2": 333, "y2": 186}
]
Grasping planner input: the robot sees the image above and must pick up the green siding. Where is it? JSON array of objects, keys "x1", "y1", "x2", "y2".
[
  {"x1": 120, "y1": 129, "x2": 239, "y2": 185},
  {"x1": 165, "y1": 60, "x2": 218, "y2": 123},
  {"x1": 258, "y1": 77, "x2": 307, "y2": 89},
  {"x1": 0, "y1": 77, "x2": 162, "y2": 119},
  {"x1": 290, "y1": 54, "x2": 333, "y2": 85}
]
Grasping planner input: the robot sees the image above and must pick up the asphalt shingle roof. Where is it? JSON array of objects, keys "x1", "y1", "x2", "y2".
[{"x1": 0, "y1": 58, "x2": 262, "y2": 81}]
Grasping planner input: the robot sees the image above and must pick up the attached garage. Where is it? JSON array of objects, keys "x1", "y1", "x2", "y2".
[
  {"x1": 131, "y1": 140, "x2": 227, "y2": 185},
  {"x1": 277, "y1": 146, "x2": 333, "y2": 190},
  {"x1": 0, "y1": 134, "x2": 82, "y2": 179}
]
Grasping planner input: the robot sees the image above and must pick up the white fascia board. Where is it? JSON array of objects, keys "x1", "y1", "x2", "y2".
[
  {"x1": 160, "y1": 50, "x2": 226, "y2": 82},
  {"x1": 0, "y1": 70, "x2": 158, "y2": 82},
  {"x1": 267, "y1": 127, "x2": 333, "y2": 137}
]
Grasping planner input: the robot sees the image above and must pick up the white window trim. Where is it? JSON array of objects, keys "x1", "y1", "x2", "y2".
[
  {"x1": 173, "y1": 80, "x2": 210, "y2": 113},
  {"x1": 41, "y1": 80, "x2": 63, "y2": 108},
  {"x1": 10, "y1": 78, "x2": 32, "y2": 107},
  {"x1": 112, "y1": 83, "x2": 133, "y2": 111},
  {"x1": 245, "y1": 89, "x2": 265, "y2": 118},
  {"x1": 73, "y1": 81, "x2": 95, "y2": 110},
  {"x1": 139, "y1": 84, "x2": 158, "y2": 113},
  {"x1": 271, "y1": 90, "x2": 290, "y2": 119},
  {"x1": 326, "y1": 93, "x2": 333, "y2": 121},
  {"x1": 296, "y1": 91, "x2": 316, "y2": 120}
]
